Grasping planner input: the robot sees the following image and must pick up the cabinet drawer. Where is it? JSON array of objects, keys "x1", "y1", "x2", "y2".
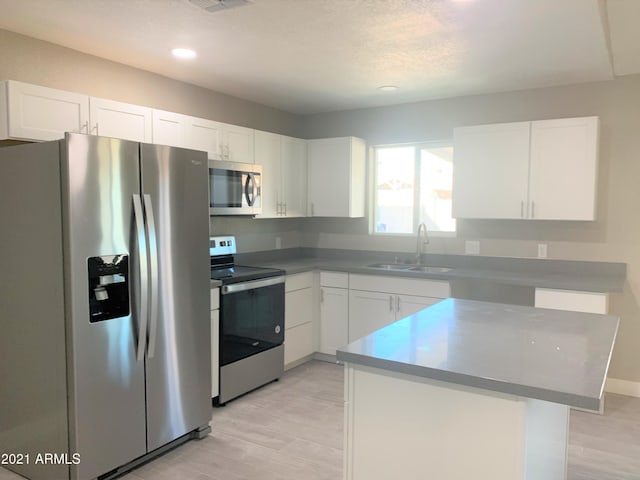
[
  {"x1": 210, "y1": 287, "x2": 220, "y2": 310},
  {"x1": 284, "y1": 322, "x2": 314, "y2": 365},
  {"x1": 285, "y1": 271, "x2": 314, "y2": 292},
  {"x1": 285, "y1": 287, "x2": 313, "y2": 329},
  {"x1": 349, "y1": 274, "x2": 450, "y2": 298},
  {"x1": 320, "y1": 271, "x2": 349, "y2": 288}
]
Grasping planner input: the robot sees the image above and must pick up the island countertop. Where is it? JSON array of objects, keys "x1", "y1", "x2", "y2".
[{"x1": 336, "y1": 298, "x2": 619, "y2": 410}]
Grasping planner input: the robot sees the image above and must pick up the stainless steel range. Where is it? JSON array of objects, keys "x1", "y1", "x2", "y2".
[{"x1": 210, "y1": 235, "x2": 285, "y2": 405}]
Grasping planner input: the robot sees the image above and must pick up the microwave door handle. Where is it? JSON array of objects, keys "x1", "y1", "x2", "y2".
[
  {"x1": 132, "y1": 194, "x2": 149, "y2": 362},
  {"x1": 244, "y1": 173, "x2": 256, "y2": 207}
]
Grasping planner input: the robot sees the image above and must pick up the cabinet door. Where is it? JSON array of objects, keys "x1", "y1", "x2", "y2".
[
  {"x1": 222, "y1": 123, "x2": 254, "y2": 163},
  {"x1": 308, "y1": 137, "x2": 365, "y2": 217},
  {"x1": 396, "y1": 294, "x2": 441, "y2": 319},
  {"x1": 254, "y1": 130, "x2": 282, "y2": 218},
  {"x1": 529, "y1": 117, "x2": 599, "y2": 220},
  {"x1": 187, "y1": 117, "x2": 223, "y2": 160},
  {"x1": 452, "y1": 122, "x2": 530, "y2": 219},
  {"x1": 5, "y1": 80, "x2": 89, "y2": 141},
  {"x1": 348, "y1": 290, "x2": 396, "y2": 343},
  {"x1": 281, "y1": 136, "x2": 308, "y2": 217},
  {"x1": 320, "y1": 287, "x2": 349, "y2": 355},
  {"x1": 285, "y1": 286, "x2": 314, "y2": 329},
  {"x1": 211, "y1": 309, "x2": 219, "y2": 398},
  {"x1": 89, "y1": 97, "x2": 152, "y2": 142},
  {"x1": 152, "y1": 109, "x2": 188, "y2": 148}
]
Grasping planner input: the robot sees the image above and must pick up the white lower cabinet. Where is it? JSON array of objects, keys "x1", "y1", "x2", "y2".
[
  {"x1": 348, "y1": 274, "x2": 450, "y2": 343},
  {"x1": 210, "y1": 287, "x2": 220, "y2": 399},
  {"x1": 284, "y1": 272, "x2": 314, "y2": 367},
  {"x1": 319, "y1": 271, "x2": 349, "y2": 355}
]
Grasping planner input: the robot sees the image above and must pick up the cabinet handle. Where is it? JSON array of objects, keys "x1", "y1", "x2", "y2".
[
  {"x1": 92, "y1": 123, "x2": 99, "y2": 135},
  {"x1": 396, "y1": 296, "x2": 400, "y2": 312},
  {"x1": 389, "y1": 296, "x2": 393, "y2": 312},
  {"x1": 531, "y1": 201, "x2": 535, "y2": 219},
  {"x1": 284, "y1": 202, "x2": 287, "y2": 216},
  {"x1": 276, "y1": 202, "x2": 281, "y2": 216}
]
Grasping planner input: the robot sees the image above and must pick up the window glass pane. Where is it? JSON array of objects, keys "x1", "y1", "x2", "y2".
[
  {"x1": 419, "y1": 146, "x2": 456, "y2": 232},
  {"x1": 375, "y1": 147, "x2": 415, "y2": 234}
]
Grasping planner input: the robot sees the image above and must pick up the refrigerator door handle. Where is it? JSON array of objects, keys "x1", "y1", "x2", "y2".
[
  {"x1": 133, "y1": 194, "x2": 149, "y2": 362},
  {"x1": 143, "y1": 194, "x2": 159, "y2": 359}
]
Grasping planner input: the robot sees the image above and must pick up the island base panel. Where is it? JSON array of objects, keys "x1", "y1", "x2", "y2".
[{"x1": 343, "y1": 364, "x2": 568, "y2": 480}]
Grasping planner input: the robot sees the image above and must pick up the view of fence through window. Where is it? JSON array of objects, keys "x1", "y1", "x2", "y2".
[{"x1": 374, "y1": 144, "x2": 456, "y2": 234}]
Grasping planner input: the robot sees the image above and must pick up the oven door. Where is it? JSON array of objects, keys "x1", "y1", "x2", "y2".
[
  {"x1": 219, "y1": 276, "x2": 284, "y2": 366},
  {"x1": 209, "y1": 160, "x2": 262, "y2": 215}
]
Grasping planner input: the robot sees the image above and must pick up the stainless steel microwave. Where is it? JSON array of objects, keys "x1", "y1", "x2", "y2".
[{"x1": 208, "y1": 160, "x2": 262, "y2": 215}]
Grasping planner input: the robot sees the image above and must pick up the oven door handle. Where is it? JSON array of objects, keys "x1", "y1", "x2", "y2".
[{"x1": 221, "y1": 276, "x2": 285, "y2": 295}]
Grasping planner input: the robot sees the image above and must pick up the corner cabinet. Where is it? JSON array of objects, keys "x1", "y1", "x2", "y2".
[
  {"x1": 452, "y1": 116, "x2": 599, "y2": 221},
  {"x1": 254, "y1": 131, "x2": 307, "y2": 218},
  {"x1": 307, "y1": 136, "x2": 366, "y2": 217}
]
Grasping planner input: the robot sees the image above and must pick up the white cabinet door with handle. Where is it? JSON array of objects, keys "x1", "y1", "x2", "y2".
[
  {"x1": 89, "y1": 97, "x2": 152, "y2": 142},
  {"x1": 319, "y1": 286, "x2": 349, "y2": 355},
  {"x1": 348, "y1": 290, "x2": 396, "y2": 343}
]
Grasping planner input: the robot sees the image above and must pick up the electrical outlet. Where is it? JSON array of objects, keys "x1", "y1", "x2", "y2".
[
  {"x1": 465, "y1": 240, "x2": 480, "y2": 255},
  {"x1": 275, "y1": 236, "x2": 282, "y2": 249},
  {"x1": 537, "y1": 243, "x2": 548, "y2": 258}
]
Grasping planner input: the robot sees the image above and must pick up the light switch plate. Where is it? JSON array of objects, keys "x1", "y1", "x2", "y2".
[
  {"x1": 537, "y1": 243, "x2": 548, "y2": 258},
  {"x1": 465, "y1": 240, "x2": 480, "y2": 255}
]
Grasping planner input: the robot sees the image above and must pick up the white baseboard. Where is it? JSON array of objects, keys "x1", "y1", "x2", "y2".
[{"x1": 605, "y1": 377, "x2": 640, "y2": 397}]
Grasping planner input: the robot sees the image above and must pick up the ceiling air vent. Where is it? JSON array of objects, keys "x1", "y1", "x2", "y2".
[{"x1": 187, "y1": 0, "x2": 253, "y2": 13}]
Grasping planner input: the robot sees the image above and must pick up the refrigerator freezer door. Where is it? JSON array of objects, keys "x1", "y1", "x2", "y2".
[
  {"x1": 140, "y1": 143, "x2": 211, "y2": 451},
  {"x1": 62, "y1": 134, "x2": 147, "y2": 479}
]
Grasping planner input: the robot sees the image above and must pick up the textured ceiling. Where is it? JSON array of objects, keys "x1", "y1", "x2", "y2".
[{"x1": 0, "y1": 0, "x2": 633, "y2": 114}]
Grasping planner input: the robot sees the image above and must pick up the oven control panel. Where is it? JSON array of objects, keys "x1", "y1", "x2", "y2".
[{"x1": 210, "y1": 235, "x2": 237, "y2": 256}]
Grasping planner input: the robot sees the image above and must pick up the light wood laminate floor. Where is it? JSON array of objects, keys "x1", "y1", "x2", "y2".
[{"x1": 2, "y1": 360, "x2": 639, "y2": 479}]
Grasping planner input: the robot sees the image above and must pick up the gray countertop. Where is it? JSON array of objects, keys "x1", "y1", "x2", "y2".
[
  {"x1": 245, "y1": 253, "x2": 625, "y2": 293},
  {"x1": 336, "y1": 298, "x2": 619, "y2": 410}
]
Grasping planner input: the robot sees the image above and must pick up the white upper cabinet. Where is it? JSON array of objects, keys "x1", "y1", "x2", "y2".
[
  {"x1": 529, "y1": 117, "x2": 599, "y2": 220},
  {"x1": 254, "y1": 131, "x2": 307, "y2": 218},
  {"x1": 254, "y1": 130, "x2": 281, "y2": 217},
  {"x1": 152, "y1": 109, "x2": 189, "y2": 148},
  {"x1": 281, "y1": 135, "x2": 307, "y2": 217},
  {"x1": 221, "y1": 123, "x2": 254, "y2": 164},
  {"x1": 0, "y1": 81, "x2": 153, "y2": 143},
  {"x1": 452, "y1": 122, "x2": 530, "y2": 219},
  {"x1": 1, "y1": 80, "x2": 89, "y2": 141},
  {"x1": 452, "y1": 116, "x2": 599, "y2": 221},
  {"x1": 186, "y1": 116, "x2": 223, "y2": 160},
  {"x1": 151, "y1": 109, "x2": 253, "y2": 163},
  {"x1": 307, "y1": 136, "x2": 366, "y2": 217},
  {"x1": 89, "y1": 97, "x2": 152, "y2": 142}
]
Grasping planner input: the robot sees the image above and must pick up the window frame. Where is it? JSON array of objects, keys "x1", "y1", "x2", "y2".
[{"x1": 369, "y1": 140, "x2": 456, "y2": 238}]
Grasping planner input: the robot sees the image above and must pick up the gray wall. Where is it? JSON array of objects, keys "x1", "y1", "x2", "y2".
[{"x1": 2, "y1": 28, "x2": 639, "y2": 385}]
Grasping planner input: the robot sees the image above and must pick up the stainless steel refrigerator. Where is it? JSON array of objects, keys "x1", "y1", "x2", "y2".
[{"x1": 0, "y1": 133, "x2": 211, "y2": 480}]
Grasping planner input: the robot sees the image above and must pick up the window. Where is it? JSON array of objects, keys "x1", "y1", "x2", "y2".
[{"x1": 373, "y1": 142, "x2": 455, "y2": 235}]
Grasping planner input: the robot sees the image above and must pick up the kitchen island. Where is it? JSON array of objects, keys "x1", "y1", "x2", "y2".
[{"x1": 336, "y1": 298, "x2": 619, "y2": 480}]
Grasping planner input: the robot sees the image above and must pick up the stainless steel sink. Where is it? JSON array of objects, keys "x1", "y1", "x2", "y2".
[
  {"x1": 366, "y1": 263, "x2": 454, "y2": 274},
  {"x1": 366, "y1": 263, "x2": 412, "y2": 271},
  {"x1": 407, "y1": 266, "x2": 453, "y2": 274}
]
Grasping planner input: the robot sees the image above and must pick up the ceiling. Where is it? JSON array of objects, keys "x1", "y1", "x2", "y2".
[{"x1": 0, "y1": 0, "x2": 638, "y2": 115}]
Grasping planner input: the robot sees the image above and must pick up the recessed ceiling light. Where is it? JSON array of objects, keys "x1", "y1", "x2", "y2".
[
  {"x1": 378, "y1": 85, "x2": 399, "y2": 92},
  {"x1": 172, "y1": 48, "x2": 197, "y2": 59}
]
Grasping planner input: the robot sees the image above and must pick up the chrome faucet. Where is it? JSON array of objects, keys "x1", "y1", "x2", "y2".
[{"x1": 415, "y1": 222, "x2": 430, "y2": 265}]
